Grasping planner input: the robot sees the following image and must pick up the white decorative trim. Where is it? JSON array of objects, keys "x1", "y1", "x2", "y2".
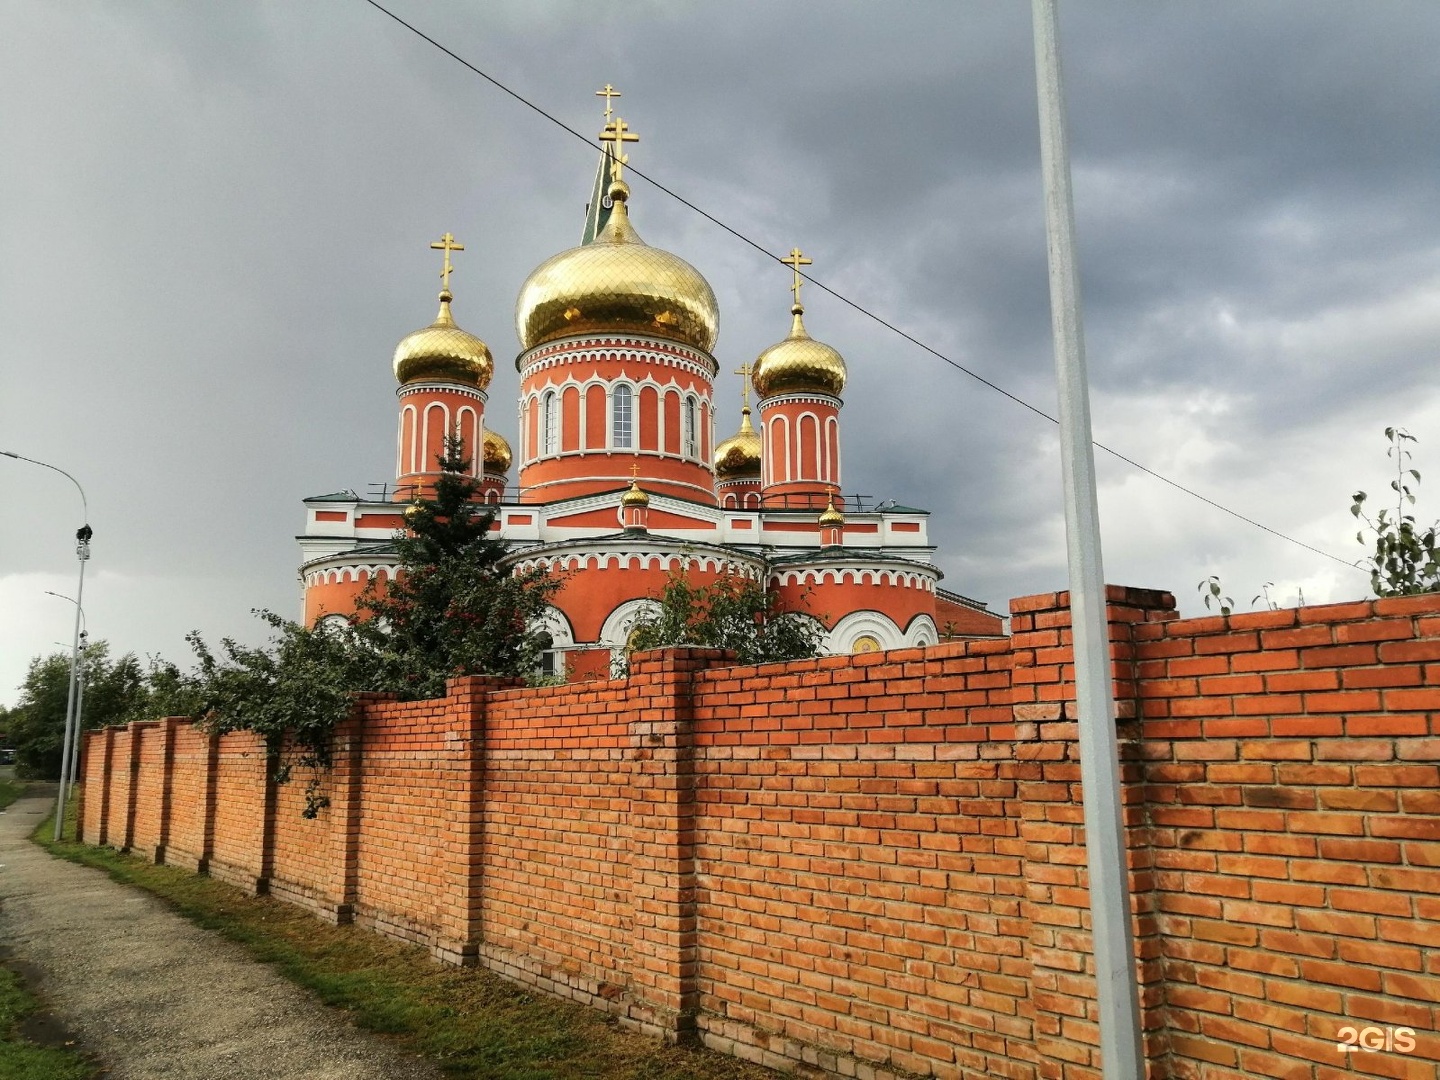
[
  {"x1": 396, "y1": 382, "x2": 488, "y2": 403},
  {"x1": 759, "y1": 391, "x2": 841, "y2": 409},
  {"x1": 905, "y1": 614, "x2": 939, "y2": 648},
  {"x1": 769, "y1": 564, "x2": 938, "y2": 590},
  {"x1": 824, "y1": 610, "x2": 904, "y2": 654},
  {"x1": 518, "y1": 335, "x2": 718, "y2": 380}
]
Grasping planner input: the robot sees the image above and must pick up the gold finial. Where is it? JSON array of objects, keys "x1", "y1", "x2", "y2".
[
  {"x1": 596, "y1": 83, "x2": 622, "y2": 124},
  {"x1": 430, "y1": 232, "x2": 465, "y2": 295},
  {"x1": 599, "y1": 116, "x2": 639, "y2": 183},
  {"x1": 630, "y1": 463, "x2": 641, "y2": 480},
  {"x1": 734, "y1": 363, "x2": 754, "y2": 410},
  {"x1": 781, "y1": 247, "x2": 813, "y2": 310}
]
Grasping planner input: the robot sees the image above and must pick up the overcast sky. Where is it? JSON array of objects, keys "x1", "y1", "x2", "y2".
[{"x1": 4, "y1": 1, "x2": 1438, "y2": 706}]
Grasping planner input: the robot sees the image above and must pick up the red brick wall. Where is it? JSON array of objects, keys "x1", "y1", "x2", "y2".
[
  {"x1": 76, "y1": 587, "x2": 1440, "y2": 1080},
  {"x1": 166, "y1": 724, "x2": 215, "y2": 873},
  {"x1": 208, "y1": 731, "x2": 272, "y2": 893},
  {"x1": 1129, "y1": 592, "x2": 1440, "y2": 1079},
  {"x1": 351, "y1": 693, "x2": 472, "y2": 952},
  {"x1": 688, "y1": 641, "x2": 1035, "y2": 1076},
  {"x1": 481, "y1": 679, "x2": 637, "y2": 1014},
  {"x1": 129, "y1": 720, "x2": 173, "y2": 861}
]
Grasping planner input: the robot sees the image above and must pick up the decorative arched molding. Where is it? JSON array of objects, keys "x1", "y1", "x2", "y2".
[
  {"x1": 825, "y1": 610, "x2": 904, "y2": 655},
  {"x1": 532, "y1": 605, "x2": 576, "y2": 648},
  {"x1": 599, "y1": 597, "x2": 663, "y2": 652},
  {"x1": 904, "y1": 614, "x2": 939, "y2": 648}
]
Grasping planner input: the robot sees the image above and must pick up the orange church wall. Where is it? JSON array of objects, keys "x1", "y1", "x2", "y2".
[
  {"x1": 79, "y1": 588, "x2": 1440, "y2": 1078},
  {"x1": 552, "y1": 562, "x2": 729, "y2": 643},
  {"x1": 771, "y1": 576, "x2": 934, "y2": 631}
]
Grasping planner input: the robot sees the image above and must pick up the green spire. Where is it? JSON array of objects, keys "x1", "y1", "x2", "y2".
[{"x1": 581, "y1": 142, "x2": 615, "y2": 245}]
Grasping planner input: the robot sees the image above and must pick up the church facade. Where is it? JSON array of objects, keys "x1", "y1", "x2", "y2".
[{"x1": 296, "y1": 103, "x2": 1001, "y2": 679}]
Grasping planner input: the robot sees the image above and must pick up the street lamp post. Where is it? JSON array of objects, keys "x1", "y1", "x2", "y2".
[
  {"x1": 1, "y1": 451, "x2": 92, "y2": 841},
  {"x1": 45, "y1": 593, "x2": 89, "y2": 815}
]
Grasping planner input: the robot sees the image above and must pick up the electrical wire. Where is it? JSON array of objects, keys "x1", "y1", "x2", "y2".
[{"x1": 359, "y1": 0, "x2": 1363, "y2": 573}]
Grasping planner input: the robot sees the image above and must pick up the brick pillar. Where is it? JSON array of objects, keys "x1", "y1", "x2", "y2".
[
  {"x1": 1009, "y1": 586, "x2": 1176, "y2": 1079},
  {"x1": 120, "y1": 722, "x2": 143, "y2": 852},
  {"x1": 320, "y1": 713, "x2": 363, "y2": 924},
  {"x1": 198, "y1": 732, "x2": 220, "y2": 873},
  {"x1": 624, "y1": 647, "x2": 731, "y2": 1043},
  {"x1": 432, "y1": 676, "x2": 516, "y2": 965},
  {"x1": 151, "y1": 717, "x2": 179, "y2": 864},
  {"x1": 87, "y1": 727, "x2": 117, "y2": 846}
]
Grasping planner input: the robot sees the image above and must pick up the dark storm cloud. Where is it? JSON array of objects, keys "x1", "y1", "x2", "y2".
[{"x1": 4, "y1": 1, "x2": 1439, "y2": 701}]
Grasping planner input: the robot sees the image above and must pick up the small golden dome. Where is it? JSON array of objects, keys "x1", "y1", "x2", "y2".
[
  {"x1": 482, "y1": 429, "x2": 512, "y2": 474},
  {"x1": 620, "y1": 478, "x2": 650, "y2": 507},
  {"x1": 394, "y1": 292, "x2": 494, "y2": 389},
  {"x1": 713, "y1": 408, "x2": 762, "y2": 479},
  {"x1": 818, "y1": 496, "x2": 845, "y2": 527},
  {"x1": 515, "y1": 181, "x2": 719, "y2": 355},
  {"x1": 404, "y1": 502, "x2": 424, "y2": 521},
  {"x1": 751, "y1": 304, "x2": 846, "y2": 399}
]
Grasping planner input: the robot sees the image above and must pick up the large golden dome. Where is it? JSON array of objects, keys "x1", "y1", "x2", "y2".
[
  {"x1": 751, "y1": 304, "x2": 846, "y2": 399},
  {"x1": 515, "y1": 181, "x2": 718, "y2": 355},
  {"x1": 394, "y1": 292, "x2": 494, "y2": 389},
  {"x1": 713, "y1": 408, "x2": 762, "y2": 479},
  {"x1": 482, "y1": 428, "x2": 512, "y2": 474}
]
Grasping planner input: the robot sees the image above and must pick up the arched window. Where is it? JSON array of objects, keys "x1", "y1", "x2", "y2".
[
  {"x1": 543, "y1": 391, "x2": 558, "y2": 456},
  {"x1": 612, "y1": 384, "x2": 633, "y2": 449},
  {"x1": 683, "y1": 397, "x2": 698, "y2": 458}
]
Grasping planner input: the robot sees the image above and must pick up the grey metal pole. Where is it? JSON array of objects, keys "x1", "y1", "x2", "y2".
[
  {"x1": 55, "y1": 535, "x2": 90, "y2": 840},
  {"x1": 1030, "y1": 2, "x2": 1145, "y2": 1076},
  {"x1": 68, "y1": 632, "x2": 89, "y2": 810}
]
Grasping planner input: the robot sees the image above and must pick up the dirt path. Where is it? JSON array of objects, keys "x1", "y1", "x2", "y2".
[{"x1": 0, "y1": 787, "x2": 442, "y2": 1079}]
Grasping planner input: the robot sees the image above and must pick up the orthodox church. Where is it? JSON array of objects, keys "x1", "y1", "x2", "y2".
[{"x1": 297, "y1": 96, "x2": 1001, "y2": 679}]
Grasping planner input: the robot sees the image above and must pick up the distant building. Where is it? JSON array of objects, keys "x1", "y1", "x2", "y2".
[{"x1": 298, "y1": 103, "x2": 1001, "y2": 678}]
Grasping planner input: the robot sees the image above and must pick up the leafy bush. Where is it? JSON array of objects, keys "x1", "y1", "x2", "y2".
[
  {"x1": 624, "y1": 565, "x2": 824, "y2": 670},
  {"x1": 1353, "y1": 428, "x2": 1440, "y2": 597}
]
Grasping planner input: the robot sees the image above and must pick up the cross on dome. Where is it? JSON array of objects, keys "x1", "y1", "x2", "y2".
[
  {"x1": 595, "y1": 83, "x2": 621, "y2": 124},
  {"x1": 599, "y1": 117, "x2": 639, "y2": 183},
  {"x1": 781, "y1": 247, "x2": 813, "y2": 309},
  {"x1": 430, "y1": 232, "x2": 465, "y2": 294},
  {"x1": 734, "y1": 362, "x2": 754, "y2": 410}
]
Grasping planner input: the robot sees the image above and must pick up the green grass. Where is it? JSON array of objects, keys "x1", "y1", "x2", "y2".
[
  {"x1": 0, "y1": 777, "x2": 27, "y2": 811},
  {"x1": 0, "y1": 968, "x2": 96, "y2": 1080},
  {"x1": 33, "y1": 812, "x2": 782, "y2": 1080}
]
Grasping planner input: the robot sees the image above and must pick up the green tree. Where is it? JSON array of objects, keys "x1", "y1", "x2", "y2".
[
  {"x1": 1352, "y1": 427, "x2": 1440, "y2": 597},
  {"x1": 187, "y1": 433, "x2": 561, "y2": 813},
  {"x1": 355, "y1": 433, "x2": 561, "y2": 699},
  {"x1": 6, "y1": 642, "x2": 152, "y2": 780},
  {"x1": 625, "y1": 564, "x2": 825, "y2": 668}
]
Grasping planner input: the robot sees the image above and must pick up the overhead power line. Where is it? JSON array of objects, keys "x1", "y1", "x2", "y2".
[{"x1": 358, "y1": 0, "x2": 1363, "y2": 574}]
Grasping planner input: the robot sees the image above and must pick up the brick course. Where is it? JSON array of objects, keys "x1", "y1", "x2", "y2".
[{"x1": 79, "y1": 586, "x2": 1440, "y2": 1079}]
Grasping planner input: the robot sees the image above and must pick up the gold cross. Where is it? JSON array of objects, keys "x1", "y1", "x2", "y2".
[
  {"x1": 734, "y1": 363, "x2": 753, "y2": 410},
  {"x1": 781, "y1": 247, "x2": 813, "y2": 307},
  {"x1": 599, "y1": 116, "x2": 640, "y2": 182},
  {"x1": 630, "y1": 463, "x2": 641, "y2": 480},
  {"x1": 430, "y1": 232, "x2": 464, "y2": 292},
  {"x1": 595, "y1": 83, "x2": 621, "y2": 124}
]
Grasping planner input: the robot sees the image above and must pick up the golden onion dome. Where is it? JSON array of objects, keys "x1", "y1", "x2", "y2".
[
  {"x1": 620, "y1": 478, "x2": 650, "y2": 507},
  {"x1": 713, "y1": 407, "x2": 762, "y2": 479},
  {"x1": 818, "y1": 496, "x2": 845, "y2": 527},
  {"x1": 482, "y1": 429, "x2": 512, "y2": 474},
  {"x1": 515, "y1": 180, "x2": 719, "y2": 355},
  {"x1": 751, "y1": 304, "x2": 847, "y2": 399},
  {"x1": 393, "y1": 291, "x2": 494, "y2": 389}
]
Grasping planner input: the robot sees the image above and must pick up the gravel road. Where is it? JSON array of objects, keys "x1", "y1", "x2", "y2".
[{"x1": 0, "y1": 786, "x2": 442, "y2": 1079}]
